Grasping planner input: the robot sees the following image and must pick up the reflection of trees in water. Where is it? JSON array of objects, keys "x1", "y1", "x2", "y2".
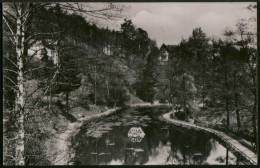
[
  {"x1": 226, "y1": 148, "x2": 229, "y2": 165},
  {"x1": 123, "y1": 132, "x2": 150, "y2": 165},
  {"x1": 166, "y1": 127, "x2": 214, "y2": 165},
  {"x1": 72, "y1": 107, "x2": 234, "y2": 165},
  {"x1": 209, "y1": 138, "x2": 217, "y2": 151}
]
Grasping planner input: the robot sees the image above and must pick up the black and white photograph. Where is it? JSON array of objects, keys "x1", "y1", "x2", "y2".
[{"x1": 2, "y1": 1, "x2": 258, "y2": 166}]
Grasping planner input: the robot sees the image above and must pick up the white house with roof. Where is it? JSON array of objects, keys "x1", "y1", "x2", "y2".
[{"x1": 159, "y1": 43, "x2": 177, "y2": 64}]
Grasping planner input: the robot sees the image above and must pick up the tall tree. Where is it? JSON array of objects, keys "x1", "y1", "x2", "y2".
[
  {"x1": 187, "y1": 28, "x2": 211, "y2": 110},
  {"x1": 136, "y1": 42, "x2": 159, "y2": 103},
  {"x1": 235, "y1": 16, "x2": 257, "y2": 149},
  {"x1": 3, "y1": 2, "x2": 123, "y2": 165},
  {"x1": 3, "y1": 3, "x2": 35, "y2": 164}
]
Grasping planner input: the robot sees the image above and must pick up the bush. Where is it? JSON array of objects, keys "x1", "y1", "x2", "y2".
[
  {"x1": 175, "y1": 111, "x2": 186, "y2": 121},
  {"x1": 25, "y1": 136, "x2": 51, "y2": 165}
]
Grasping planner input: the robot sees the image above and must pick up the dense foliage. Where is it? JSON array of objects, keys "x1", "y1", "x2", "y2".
[
  {"x1": 158, "y1": 24, "x2": 257, "y2": 149},
  {"x1": 3, "y1": 3, "x2": 257, "y2": 165}
]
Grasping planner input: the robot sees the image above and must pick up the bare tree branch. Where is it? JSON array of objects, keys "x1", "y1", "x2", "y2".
[
  {"x1": 58, "y1": 3, "x2": 123, "y2": 21},
  {"x1": 4, "y1": 76, "x2": 18, "y2": 87},
  {"x1": 5, "y1": 84, "x2": 18, "y2": 92},
  {"x1": 4, "y1": 57, "x2": 19, "y2": 69},
  {"x1": 13, "y1": 2, "x2": 19, "y2": 16},
  {"x1": 4, "y1": 68, "x2": 18, "y2": 75},
  {"x1": 3, "y1": 10, "x2": 17, "y2": 22},
  {"x1": 25, "y1": 31, "x2": 63, "y2": 43},
  {"x1": 31, "y1": 69, "x2": 59, "y2": 107},
  {"x1": 61, "y1": 3, "x2": 122, "y2": 13},
  {"x1": 3, "y1": 15, "x2": 16, "y2": 42},
  {"x1": 21, "y1": 10, "x2": 32, "y2": 27},
  {"x1": 24, "y1": 66, "x2": 55, "y2": 74}
]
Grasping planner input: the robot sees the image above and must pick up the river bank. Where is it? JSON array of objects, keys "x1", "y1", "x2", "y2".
[
  {"x1": 45, "y1": 107, "x2": 119, "y2": 165},
  {"x1": 161, "y1": 112, "x2": 257, "y2": 165},
  {"x1": 47, "y1": 103, "x2": 169, "y2": 165},
  {"x1": 46, "y1": 103, "x2": 256, "y2": 165}
]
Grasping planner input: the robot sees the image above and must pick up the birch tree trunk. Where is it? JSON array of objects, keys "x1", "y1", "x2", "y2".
[
  {"x1": 2, "y1": 2, "x2": 123, "y2": 165},
  {"x1": 14, "y1": 5, "x2": 26, "y2": 165}
]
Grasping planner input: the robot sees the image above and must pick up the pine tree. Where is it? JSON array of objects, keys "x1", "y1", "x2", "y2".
[{"x1": 136, "y1": 44, "x2": 159, "y2": 103}]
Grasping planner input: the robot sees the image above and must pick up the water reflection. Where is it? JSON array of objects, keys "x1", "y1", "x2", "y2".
[{"x1": 73, "y1": 107, "x2": 248, "y2": 165}]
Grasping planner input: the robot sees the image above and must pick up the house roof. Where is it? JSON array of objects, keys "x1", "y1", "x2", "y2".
[{"x1": 160, "y1": 43, "x2": 177, "y2": 53}]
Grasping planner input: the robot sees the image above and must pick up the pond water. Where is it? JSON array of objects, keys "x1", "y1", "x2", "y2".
[{"x1": 72, "y1": 106, "x2": 249, "y2": 165}]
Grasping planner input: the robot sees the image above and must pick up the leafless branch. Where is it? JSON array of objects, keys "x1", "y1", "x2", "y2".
[
  {"x1": 13, "y1": 2, "x2": 19, "y2": 16},
  {"x1": 19, "y1": 3, "x2": 32, "y2": 19},
  {"x1": 4, "y1": 84, "x2": 18, "y2": 92},
  {"x1": 25, "y1": 31, "x2": 63, "y2": 43},
  {"x1": 21, "y1": 10, "x2": 32, "y2": 27},
  {"x1": 32, "y1": 69, "x2": 60, "y2": 108},
  {"x1": 61, "y1": 3, "x2": 121, "y2": 13},
  {"x1": 4, "y1": 76, "x2": 18, "y2": 87},
  {"x1": 24, "y1": 66, "x2": 55, "y2": 74},
  {"x1": 3, "y1": 10, "x2": 17, "y2": 22},
  {"x1": 4, "y1": 57, "x2": 18, "y2": 69},
  {"x1": 4, "y1": 68, "x2": 18, "y2": 75},
  {"x1": 58, "y1": 3, "x2": 123, "y2": 20},
  {"x1": 3, "y1": 15, "x2": 16, "y2": 42},
  {"x1": 4, "y1": 35, "x2": 16, "y2": 46}
]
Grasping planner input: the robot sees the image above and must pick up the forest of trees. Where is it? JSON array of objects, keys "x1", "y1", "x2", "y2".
[
  {"x1": 3, "y1": 2, "x2": 160, "y2": 165},
  {"x1": 156, "y1": 13, "x2": 257, "y2": 151},
  {"x1": 3, "y1": 2, "x2": 257, "y2": 165}
]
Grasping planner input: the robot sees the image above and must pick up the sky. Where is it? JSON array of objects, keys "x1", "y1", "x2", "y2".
[{"x1": 99, "y1": 2, "x2": 256, "y2": 46}]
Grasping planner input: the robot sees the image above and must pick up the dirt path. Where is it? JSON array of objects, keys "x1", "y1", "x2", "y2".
[
  {"x1": 48, "y1": 108, "x2": 119, "y2": 165},
  {"x1": 161, "y1": 112, "x2": 257, "y2": 165},
  {"x1": 128, "y1": 102, "x2": 171, "y2": 108}
]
